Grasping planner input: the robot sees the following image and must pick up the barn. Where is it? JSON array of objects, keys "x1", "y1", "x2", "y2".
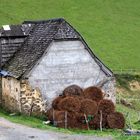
[{"x1": 0, "y1": 18, "x2": 115, "y2": 115}]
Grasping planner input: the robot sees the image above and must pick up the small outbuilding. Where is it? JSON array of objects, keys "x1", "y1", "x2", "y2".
[{"x1": 0, "y1": 18, "x2": 115, "y2": 115}]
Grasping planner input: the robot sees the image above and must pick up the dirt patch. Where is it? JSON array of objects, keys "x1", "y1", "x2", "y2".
[
  {"x1": 129, "y1": 81, "x2": 140, "y2": 91},
  {"x1": 116, "y1": 87, "x2": 125, "y2": 94}
]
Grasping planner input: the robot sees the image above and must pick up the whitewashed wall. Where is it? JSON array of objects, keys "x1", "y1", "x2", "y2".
[{"x1": 28, "y1": 40, "x2": 115, "y2": 107}]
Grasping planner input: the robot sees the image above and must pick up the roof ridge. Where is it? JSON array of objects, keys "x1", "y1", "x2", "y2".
[{"x1": 23, "y1": 18, "x2": 65, "y2": 24}]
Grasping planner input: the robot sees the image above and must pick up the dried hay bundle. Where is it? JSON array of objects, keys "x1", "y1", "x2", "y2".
[
  {"x1": 84, "y1": 86, "x2": 103, "y2": 102},
  {"x1": 107, "y1": 112, "x2": 125, "y2": 129},
  {"x1": 46, "y1": 108, "x2": 53, "y2": 121},
  {"x1": 52, "y1": 96, "x2": 64, "y2": 109},
  {"x1": 67, "y1": 112, "x2": 79, "y2": 128},
  {"x1": 89, "y1": 113, "x2": 108, "y2": 129},
  {"x1": 98, "y1": 99, "x2": 115, "y2": 114},
  {"x1": 54, "y1": 110, "x2": 66, "y2": 128},
  {"x1": 57, "y1": 96, "x2": 81, "y2": 112},
  {"x1": 63, "y1": 85, "x2": 83, "y2": 97},
  {"x1": 46, "y1": 109, "x2": 65, "y2": 128},
  {"x1": 80, "y1": 99, "x2": 98, "y2": 116}
]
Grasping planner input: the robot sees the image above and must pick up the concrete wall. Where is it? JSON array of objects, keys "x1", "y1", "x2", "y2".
[{"x1": 28, "y1": 40, "x2": 115, "y2": 107}]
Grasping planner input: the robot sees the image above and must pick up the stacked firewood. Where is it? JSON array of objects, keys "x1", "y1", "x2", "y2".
[{"x1": 46, "y1": 85, "x2": 125, "y2": 130}]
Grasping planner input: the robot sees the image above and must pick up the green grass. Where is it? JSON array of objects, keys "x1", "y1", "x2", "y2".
[
  {"x1": 0, "y1": 0, "x2": 140, "y2": 70},
  {"x1": 0, "y1": 104, "x2": 140, "y2": 140},
  {"x1": 115, "y1": 74, "x2": 140, "y2": 111}
]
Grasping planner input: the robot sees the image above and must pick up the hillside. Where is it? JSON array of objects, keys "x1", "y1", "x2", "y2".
[{"x1": 0, "y1": 0, "x2": 140, "y2": 70}]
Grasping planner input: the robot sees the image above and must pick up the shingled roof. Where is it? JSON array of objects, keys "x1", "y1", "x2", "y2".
[
  {"x1": 0, "y1": 24, "x2": 33, "y2": 67},
  {"x1": 1, "y1": 18, "x2": 113, "y2": 79}
]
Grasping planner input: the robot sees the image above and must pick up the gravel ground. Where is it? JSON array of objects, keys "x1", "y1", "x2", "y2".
[{"x1": 0, "y1": 117, "x2": 113, "y2": 140}]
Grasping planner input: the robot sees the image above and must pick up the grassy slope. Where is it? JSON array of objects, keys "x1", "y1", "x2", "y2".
[{"x1": 0, "y1": 0, "x2": 140, "y2": 70}]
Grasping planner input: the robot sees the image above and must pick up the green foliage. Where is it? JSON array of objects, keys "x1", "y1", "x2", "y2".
[{"x1": 0, "y1": 0, "x2": 140, "y2": 70}]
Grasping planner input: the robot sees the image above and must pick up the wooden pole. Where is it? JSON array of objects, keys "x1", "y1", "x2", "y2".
[
  {"x1": 53, "y1": 108, "x2": 55, "y2": 126},
  {"x1": 100, "y1": 110, "x2": 103, "y2": 132},
  {"x1": 65, "y1": 111, "x2": 67, "y2": 129},
  {"x1": 84, "y1": 113, "x2": 90, "y2": 130}
]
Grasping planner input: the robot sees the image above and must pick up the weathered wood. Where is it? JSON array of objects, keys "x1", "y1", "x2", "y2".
[
  {"x1": 84, "y1": 113, "x2": 90, "y2": 130},
  {"x1": 0, "y1": 38, "x2": 25, "y2": 66},
  {"x1": 100, "y1": 110, "x2": 103, "y2": 132}
]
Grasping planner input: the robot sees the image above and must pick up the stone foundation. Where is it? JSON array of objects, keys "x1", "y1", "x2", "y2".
[
  {"x1": 2, "y1": 77, "x2": 45, "y2": 116},
  {"x1": 20, "y1": 80, "x2": 45, "y2": 116}
]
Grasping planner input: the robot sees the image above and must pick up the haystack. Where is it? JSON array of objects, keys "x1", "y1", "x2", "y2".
[
  {"x1": 46, "y1": 109, "x2": 65, "y2": 128},
  {"x1": 63, "y1": 85, "x2": 83, "y2": 96},
  {"x1": 80, "y1": 99, "x2": 98, "y2": 115},
  {"x1": 107, "y1": 112, "x2": 125, "y2": 129},
  {"x1": 46, "y1": 108, "x2": 53, "y2": 121},
  {"x1": 98, "y1": 99, "x2": 115, "y2": 114},
  {"x1": 84, "y1": 86, "x2": 103, "y2": 102},
  {"x1": 89, "y1": 113, "x2": 108, "y2": 129},
  {"x1": 52, "y1": 96, "x2": 64, "y2": 109},
  {"x1": 57, "y1": 96, "x2": 81, "y2": 112}
]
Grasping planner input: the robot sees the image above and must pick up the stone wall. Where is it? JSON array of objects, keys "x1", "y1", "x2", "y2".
[
  {"x1": 102, "y1": 78, "x2": 116, "y2": 103},
  {"x1": 2, "y1": 77, "x2": 21, "y2": 112},
  {"x1": 20, "y1": 80, "x2": 45, "y2": 116},
  {"x1": 2, "y1": 77, "x2": 45, "y2": 116}
]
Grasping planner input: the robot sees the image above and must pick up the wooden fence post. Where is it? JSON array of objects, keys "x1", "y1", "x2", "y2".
[
  {"x1": 100, "y1": 110, "x2": 103, "y2": 132},
  {"x1": 84, "y1": 113, "x2": 90, "y2": 130},
  {"x1": 65, "y1": 111, "x2": 67, "y2": 129}
]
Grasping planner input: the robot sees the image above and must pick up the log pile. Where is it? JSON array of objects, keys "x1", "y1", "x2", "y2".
[{"x1": 46, "y1": 85, "x2": 125, "y2": 130}]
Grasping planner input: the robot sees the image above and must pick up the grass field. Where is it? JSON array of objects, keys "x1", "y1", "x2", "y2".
[
  {"x1": 0, "y1": 0, "x2": 140, "y2": 70},
  {"x1": 0, "y1": 104, "x2": 139, "y2": 140}
]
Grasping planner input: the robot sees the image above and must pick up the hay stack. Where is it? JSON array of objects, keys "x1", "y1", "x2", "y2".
[
  {"x1": 89, "y1": 113, "x2": 108, "y2": 129},
  {"x1": 46, "y1": 85, "x2": 125, "y2": 130},
  {"x1": 46, "y1": 108, "x2": 53, "y2": 121},
  {"x1": 75, "y1": 113, "x2": 89, "y2": 130},
  {"x1": 46, "y1": 109, "x2": 65, "y2": 128},
  {"x1": 67, "y1": 112, "x2": 80, "y2": 128},
  {"x1": 57, "y1": 96, "x2": 81, "y2": 112},
  {"x1": 52, "y1": 96, "x2": 64, "y2": 109},
  {"x1": 63, "y1": 85, "x2": 83, "y2": 97},
  {"x1": 107, "y1": 112, "x2": 125, "y2": 129},
  {"x1": 80, "y1": 99, "x2": 98, "y2": 115},
  {"x1": 98, "y1": 99, "x2": 115, "y2": 114},
  {"x1": 84, "y1": 86, "x2": 103, "y2": 102}
]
